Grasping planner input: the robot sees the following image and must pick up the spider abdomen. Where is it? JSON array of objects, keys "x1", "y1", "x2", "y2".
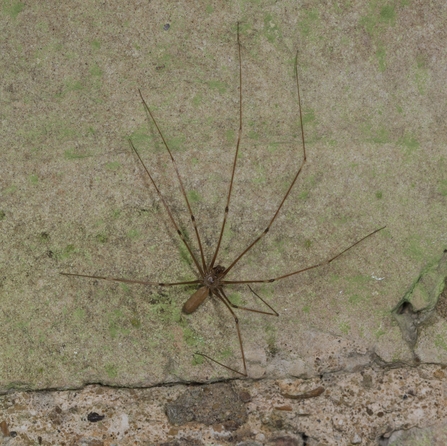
[{"x1": 182, "y1": 286, "x2": 209, "y2": 314}]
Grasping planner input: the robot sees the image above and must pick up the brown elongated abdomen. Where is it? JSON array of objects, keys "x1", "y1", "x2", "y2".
[{"x1": 182, "y1": 286, "x2": 209, "y2": 314}]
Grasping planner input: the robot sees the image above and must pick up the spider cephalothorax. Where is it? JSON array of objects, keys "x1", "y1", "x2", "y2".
[{"x1": 204, "y1": 265, "x2": 225, "y2": 289}]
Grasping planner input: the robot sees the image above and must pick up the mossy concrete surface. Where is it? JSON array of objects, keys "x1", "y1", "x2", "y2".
[{"x1": 1, "y1": 1, "x2": 446, "y2": 390}]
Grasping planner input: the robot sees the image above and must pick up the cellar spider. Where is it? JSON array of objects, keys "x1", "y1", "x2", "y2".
[{"x1": 61, "y1": 24, "x2": 385, "y2": 377}]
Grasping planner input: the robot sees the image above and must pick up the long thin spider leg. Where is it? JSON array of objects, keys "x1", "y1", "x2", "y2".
[
  {"x1": 195, "y1": 289, "x2": 247, "y2": 377},
  {"x1": 222, "y1": 49, "x2": 306, "y2": 278},
  {"x1": 194, "y1": 352, "x2": 246, "y2": 377},
  {"x1": 219, "y1": 286, "x2": 279, "y2": 316},
  {"x1": 223, "y1": 226, "x2": 386, "y2": 285},
  {"x1": 128, "y1": 139, "x2": 204, "y2": 277},
  {"x1": 209, "y1": 22, "x2": 243, "y2": 270},
  {"x1": 137, "y1": 90, "x2": 207, "y2": 272},
  {"x1": 60, "y1": 272, "x2": 200, "y2": 287}
]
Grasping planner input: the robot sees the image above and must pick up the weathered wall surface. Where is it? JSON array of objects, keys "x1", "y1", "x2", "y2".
[{"x1": 1, "y1": 0, "x2": 447, "y2": 443}]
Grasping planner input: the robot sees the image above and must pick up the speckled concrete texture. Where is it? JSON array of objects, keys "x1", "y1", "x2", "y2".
[
  {"x1": 2, "y1": 364, "x2": 447, "y2": 445},
  {"x1": 1, "y1": 0, "x2": 447, "y2": 444}
]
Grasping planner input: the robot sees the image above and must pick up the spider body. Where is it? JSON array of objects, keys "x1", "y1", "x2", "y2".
[{"x1": 182, "y1": 265, "x2": 226, "y2": 314}]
